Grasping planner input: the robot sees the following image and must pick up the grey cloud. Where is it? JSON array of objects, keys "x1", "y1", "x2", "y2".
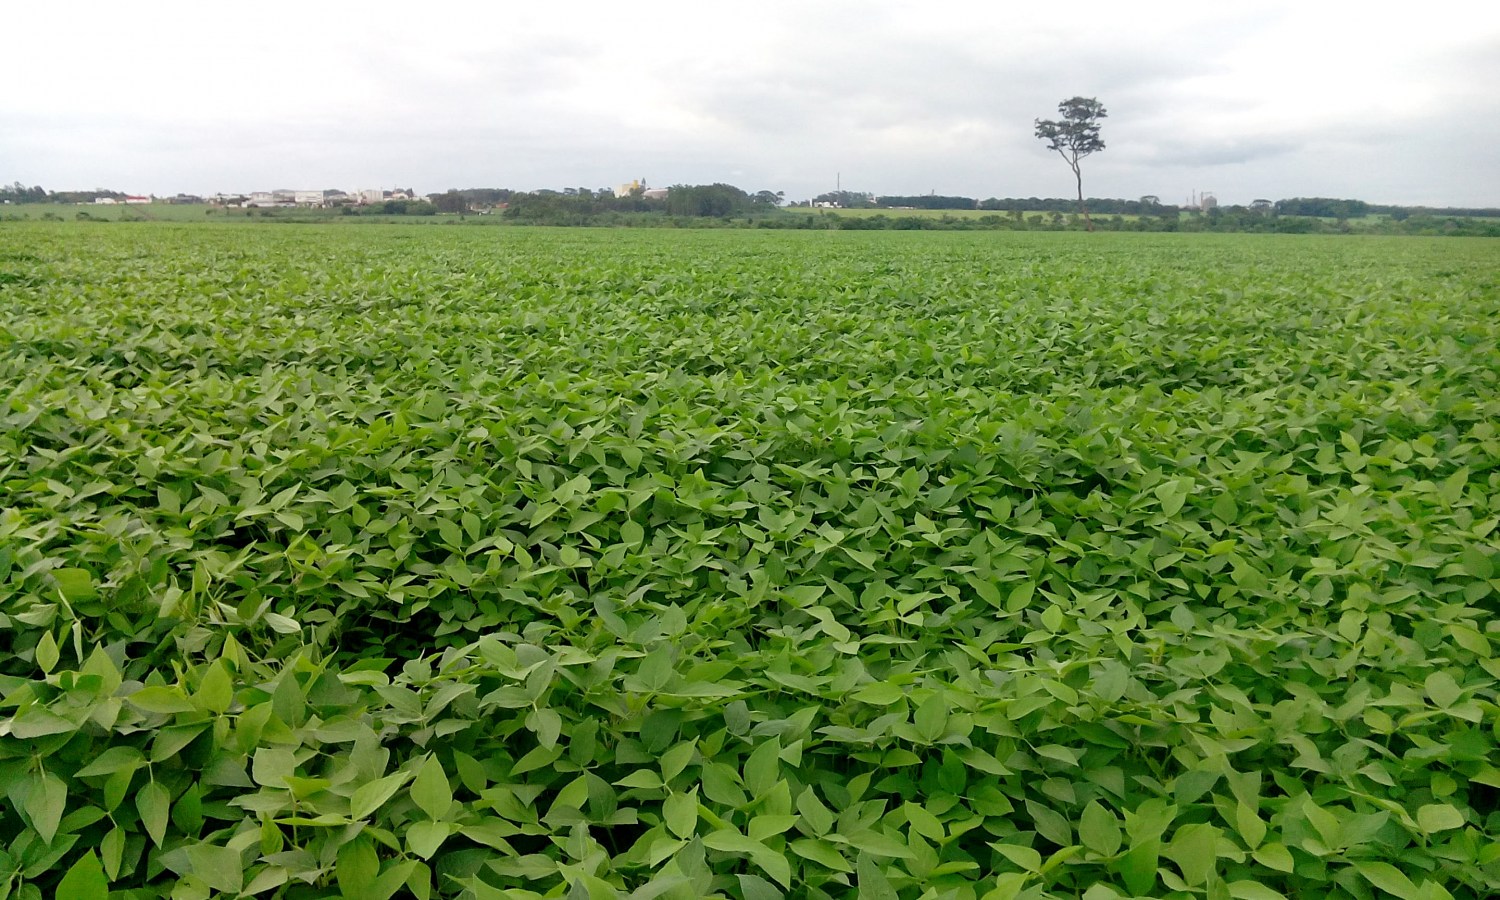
[
  {"x1": 3, "y1": 2, "x2": 1497, "y2": 205},
  {"x1": 1138, "y1": 138, "x2": 1300, "y2": 168}
]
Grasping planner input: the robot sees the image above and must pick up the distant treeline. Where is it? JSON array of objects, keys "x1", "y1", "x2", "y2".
[
  {"x1": 745, "y1": 210, "x2": 1500, "y2": 237},
  {"x1": 7, "y1": 179, "x2": 1500, "y2": 235},
  {"x1": 1, "y1": 182, "x2": 126, "y2": 204},
  {"x1": 490, "y1": 184, "x2": 784, "y2": 222},
  {"x1": 871, "y1": 194, "x2": 1500, "y2": 219},
  {"x1": 878, "y1": 195, "x2": 981, "y2": 210}
]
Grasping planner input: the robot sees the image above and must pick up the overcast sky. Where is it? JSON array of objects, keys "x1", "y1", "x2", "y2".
[{"x1": 6, "y1": 1, "x2": 1499, "y2": 206}]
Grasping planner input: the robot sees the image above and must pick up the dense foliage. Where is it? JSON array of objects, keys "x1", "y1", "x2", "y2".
[{"x1": 1, "y1": 225, "x2": 1497, "y2": 899}]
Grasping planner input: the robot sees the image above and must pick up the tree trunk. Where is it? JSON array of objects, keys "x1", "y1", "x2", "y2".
[{"x1": 1075, "y1": 167, "x2": 1092, "y2": 232}]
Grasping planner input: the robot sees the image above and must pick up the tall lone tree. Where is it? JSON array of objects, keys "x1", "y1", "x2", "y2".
[{"x1": 1034, "y1": 97, "x2": 1107, "y2": 231}]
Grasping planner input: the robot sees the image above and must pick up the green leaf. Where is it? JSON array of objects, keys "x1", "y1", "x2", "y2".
[
  {"x1": 700, "y1": 762, "x2": 746, "y2": 808},
  {"x1": 137, "y1": 780, "x2": 170, "y2": 847},
  {"x1": 551, "y1": 774, "x2": 590, "y2": 813},
  {"x1": 903, "y1": 802, "x2": 945, "y2": 841},
  {"x1": 337, "y1": 834, "x2": 380, "y2": 898},
  {"x1": 856, "y1": 852, "x2": 900, "y2": 900},
  {"x1": 615, "y1": 770, "x2": 665, "y2": 790},
  {"x1": 186, "y1": 843, "x2": 244, "y2": 894},
  {"x1": 1025, "y1": 799, "x2": 1072, "y2": 847},
  {"x1": 796, "y1": 787, "x2": 835, "y2": 836},
  {"x1": 1116, "y1": 838, "x2": 1159, "y2": 896},
  {"x1": 57, "y1": 850, "x2": 109, "y2": 900},
  {"x1": 1236, "y1": 801, "x2": 1267, "y2": 850},
  {"x1": 840, "y1": 829, "x2": 915, "y2": 860},
  {"x1": 1354, "y1": 861, "x2": 1421, "y2": 900},
  {"x1": 703, "y1": 830, "x2": 790, "y2": 887},
  {"x1": 127, "y1": 685, "x2": 196, "y2": 715},
  {"x1": 664, "y1": 789, "x2": 698, "y2": 839},
  {"x1": 1079, "y1": 801, "x2": 1122, "y2": 857},
  {"x1": 913, "y1": 692, "x2": 948, "y2": 742},
  {"x1": 852, "y1": 682, "x2": 907, "y2": 705},
  {"x1": 982, "y1": 873, "x2": 1030, "y2": 900},
  {"x1": 1227, "y1": 881, "x2": 1288, "y2": 900},
  {"x1": 743, "y1": 739, "x2": 781, "y2": 798},
  {"x1": 411, "y1": 756, "x2": 453, "y2": 820},
  {"x1": 100, "y1": 827, "x2": 126, "y2": 880},
  {"x1": 10, "y1": 706, "x2": 78, "y2": 739},
  {"x1": 992, "y1": 843, "x2": 1042, "y2": 871},
  {"x1": 737, "y1": 873, "x2": 784, "y2": 900},
  {"x1": 243, "y1": 866, "x2": 290, "y2": 896},
  {"x1": 1302, "y1": 800, "x2": 1341, "y2": 849},
  {"x1": 660, "y1": 740, "x2": 697, "y2": 782},
  {"x1": 1167, "y1": 823, "x2": 1219, "y2": 886},
  {"x1": 151, "y1": 723, "x2": 207, "y2": 763},
  {"x1": 196, "y1": 660, "x2": 233, "y2": 714},
  {"x1": 52, "y1": 568, "x2": 97, "y2": 601},
  {"x1": 26, "y1": 771, "x2": 68, "y2": 845},
  {"x1": 748, "y1": 815, "x2": 799, "y2": 843},
  {"x1": 1252, "y1": 842, "x2": 1295, "y2": 873},
  {"x1": 1424, "y1": 671, "x2": 1462, "y2": 709},
  {"x1": 406, "y1": 820, "x2": 451, "y2": 859},
  {"x1": 1415, "y1": 804, "x2": 1464, "y2": 833},
  {"x1": 76, "y1": 746, "x2": 146, "y2": 778},
  {"x1": 35, "y1": 630, "x2": 59, "y2": 674},
  {"x1": 790, "y1": 838, "x2": 854, "y2": 873},
  {"x1": 635, "y1": 647, "x2": 674, "y2": 691},
  {"x1": 351, "y1": 770, "x2": 412, "y2": 820},
  {"x1": 1092, "y1": 661, "x2": 1128, "y2": 703},
  {"x1": 1460, "y1": 545, "x2": 1493, "y2": 579},
  {"x1": 529, "y1": 707, "x2": 562, "y2": 749},
  {"x1": 1157, "y1": 482, "x2": 1186, "y2": 517}
]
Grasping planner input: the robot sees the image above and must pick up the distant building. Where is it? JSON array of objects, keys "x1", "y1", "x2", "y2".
[
  {"x1": 94, "y1": 197, "x2": 119, "y2": 205},
  {"x1": 293, "y1": 190, "x2": 322, "y2": 206},
  {"x1": 641, "y1": 188, "x2": 668, "y2": 200},
  {"x1": 616, "y1": 180, "x2": 643, "y2": 197},
  {"x1": 124, "y1": 195, "x2": 151, "y2": 204},
  {"x1": 358, "y1": 189, "x2": 385, "y2": 205}
]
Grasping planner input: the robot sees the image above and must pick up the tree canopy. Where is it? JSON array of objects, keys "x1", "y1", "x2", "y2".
[{"x1": 1035, "y1": 96, "x2": 1107, "y2": 230}]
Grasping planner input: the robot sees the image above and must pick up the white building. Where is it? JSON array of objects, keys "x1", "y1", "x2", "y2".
[
  {"x1": 293, "y1": 190, "x2": 323, "y2": 206},
  {"x1": 358, "y1": 189, "x2": 385, "y2": 205}
]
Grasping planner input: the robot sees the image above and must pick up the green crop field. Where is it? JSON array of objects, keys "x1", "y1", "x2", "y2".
[
  {"x1": 0, "y1": 204, "x2": 226, "y2": 222},
  {"x1": 793, "y1": 209, "x2": 1150, "y2": 222},
  {"x1": 799, "y1": 208, "x2": 1005, "y2": 219},
  {"x1": 1, "y1": 224, "x2": 1497, "y2": 899}
]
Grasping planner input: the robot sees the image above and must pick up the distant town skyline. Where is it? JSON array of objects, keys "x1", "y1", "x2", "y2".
[{"x1": 5, "y1": 1, "x2": 1499, "y2": 208}]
